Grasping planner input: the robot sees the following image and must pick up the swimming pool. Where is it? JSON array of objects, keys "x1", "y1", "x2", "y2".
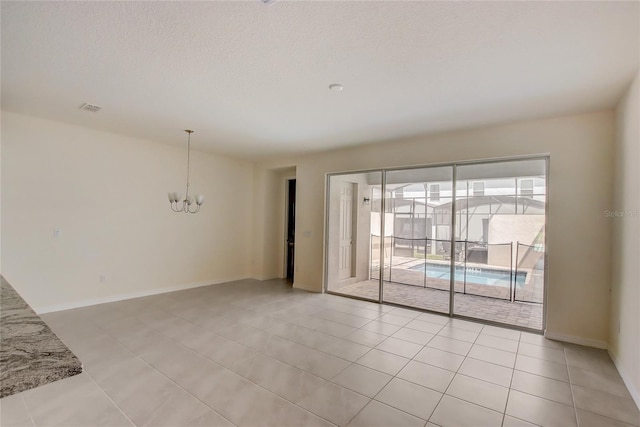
[{"x1": 410, "y1": 263, "x2": 526, "y2": 288}]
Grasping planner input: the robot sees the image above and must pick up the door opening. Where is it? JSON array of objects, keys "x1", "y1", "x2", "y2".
[{"x1": 286, "y1": 179, "x2": 296, "y2": 283}]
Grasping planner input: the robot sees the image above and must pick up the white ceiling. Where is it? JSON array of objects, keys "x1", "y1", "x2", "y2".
[{"x1": 1, "y1": 1, "x2": 638, "y2": 159}]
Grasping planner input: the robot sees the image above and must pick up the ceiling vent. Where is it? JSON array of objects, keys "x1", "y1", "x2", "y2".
[{"x1": 79, "y1": 103, "x2": 102, "y2": 113}]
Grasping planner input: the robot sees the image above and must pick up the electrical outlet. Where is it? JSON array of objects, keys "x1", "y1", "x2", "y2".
[
  {"x1": 100, "y1": 274, "x2": 107, "y2": 284},
  {"x1": 53, "y1": 229, "x2": 61, "y2": 238}
]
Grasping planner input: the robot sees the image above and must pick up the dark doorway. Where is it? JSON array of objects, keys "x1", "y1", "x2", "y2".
[{"x1": 286, "y1": 179, "x2": 296, "y2": 283}]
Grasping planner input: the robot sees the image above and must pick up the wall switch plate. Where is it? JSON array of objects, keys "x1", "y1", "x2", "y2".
[{"x1": 54, "y1": 229, "x2": 61, "y2": 238}]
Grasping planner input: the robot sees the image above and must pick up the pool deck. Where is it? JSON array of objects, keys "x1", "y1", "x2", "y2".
[
  {"x1": 332, "y1": 256, "x2": 544, "y2": 330},
  {"x1": 368, "y1": 257, "x2": 543, "y2": 303},
  {"x1": 334, "y1": 280, "x2": 543, "y2": 330}
]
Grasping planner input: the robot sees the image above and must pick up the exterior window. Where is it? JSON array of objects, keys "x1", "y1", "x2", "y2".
[
  {"x1": 429, "y1": 184, "x2": 440, "y2": 202},
  {"x1": 520, "y1": 179, "x2": 534, "y2": 198},
  {"x1": 472, "y1": 181, "x2": 485, "y2": 196}
]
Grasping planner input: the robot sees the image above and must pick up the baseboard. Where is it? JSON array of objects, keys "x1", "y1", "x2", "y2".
[
  {"x1": 250, "y1": 275, "x2": 284, "y2": 281},
  {"x1": 543, "y1": 331, "x2": 608, "y2": 349},
  {"x1": 608, "y1": 348, "x2": 640, "y2": 410},
  {"x1": 293, "y1": 282, "x2": 321, "y2": 293},
  {"x1": 34, "y1": 276, "x2": 250, "y2": 314}
]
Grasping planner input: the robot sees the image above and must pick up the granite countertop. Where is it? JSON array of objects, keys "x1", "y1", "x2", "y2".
[{"x1": 0, "y1": 276, "x2": 82, "y2": 398}]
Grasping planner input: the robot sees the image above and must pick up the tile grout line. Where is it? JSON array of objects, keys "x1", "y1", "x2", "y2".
[
  {"x1": 501, "y1": 334, "x2": 520, "y2": 427},
  {"x1": 565, "y1": 345, "x2": 580, "y2": 426},
  {"x1": 83, "y1": 371, "x2": 141, "y2": 427},
  {"x1": 18, "y1": 393, "x2": 37, "y2": 427}
]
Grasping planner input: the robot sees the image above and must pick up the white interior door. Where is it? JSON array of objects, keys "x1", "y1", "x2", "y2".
[
  {"x1": 326, "y1": 171, "x2": 380, "y2": 299},
  {"x1": 338, "y1": 182, "x2": 354, "y2": 280}
]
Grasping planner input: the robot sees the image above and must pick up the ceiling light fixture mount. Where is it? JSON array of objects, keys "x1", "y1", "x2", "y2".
[
  {"x1": 79, "y1": 103, "x2": 102, "y2": 113},
  {"x1": 168, "y1": 130, "x2": 204, "y2": 214},
  {"x1": 329, "y1": 84, "x2": 344, "y2": 92}
]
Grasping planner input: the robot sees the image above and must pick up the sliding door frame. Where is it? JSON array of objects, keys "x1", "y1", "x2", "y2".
[
  {"x1": 379, "y1": 171, "x2": 386, "y2": 304},
  {"x1": 323, "y1": 154, "x2": 550, "y2": 333}
]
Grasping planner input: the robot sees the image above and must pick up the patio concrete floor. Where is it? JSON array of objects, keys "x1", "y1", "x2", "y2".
[{"x1": 333, "y1": 279, "x2": 543, "y2": 330}]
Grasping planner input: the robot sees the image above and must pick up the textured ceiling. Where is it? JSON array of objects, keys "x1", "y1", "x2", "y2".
[{"x1": 1, "y1": 1, "x2": 638, "y2": 159}]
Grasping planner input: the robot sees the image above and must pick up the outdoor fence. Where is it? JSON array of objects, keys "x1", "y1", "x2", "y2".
[{"x1": 370, "y1": 234, "x2": 543, "y2": 304}]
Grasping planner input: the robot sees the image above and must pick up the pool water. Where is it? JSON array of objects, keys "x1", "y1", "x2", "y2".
[{"x1": 410, "y1": 263, "x2": 526, "y2": 288}]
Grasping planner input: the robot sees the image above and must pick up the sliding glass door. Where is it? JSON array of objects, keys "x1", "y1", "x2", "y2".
[
  {"x1": 453, "y1": 159, "x2": 546, "y2": 328},
  {"x1": 382, "y1": 166, "x2": 453, "y2": 314},
  {"x1": 325, "y1": 157, "x2": 547, "y2": 331}
]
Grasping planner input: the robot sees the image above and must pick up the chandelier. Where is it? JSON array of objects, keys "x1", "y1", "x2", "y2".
[{"x1": 168, "y1": 130, "x2": 204, "y2": 214}]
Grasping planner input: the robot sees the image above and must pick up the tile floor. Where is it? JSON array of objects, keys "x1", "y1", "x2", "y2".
[{"x1": 1, "y1": 279, "x2": 638, "y2": 427}]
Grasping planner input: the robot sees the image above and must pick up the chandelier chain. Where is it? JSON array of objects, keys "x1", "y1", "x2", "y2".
[{"x1": 186, "y1": 130, "x2": 192, "y2": 199}]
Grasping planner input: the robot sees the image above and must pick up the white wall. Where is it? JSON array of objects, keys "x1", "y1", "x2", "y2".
[
  {"x1": 488, "y1": 215, "x2": 545, "y2": 267},
  {"x1": 259, "y1": 111, "x2": 615, "y2": 345},
  {"x1": 610, "y1": 71, "x2": 640, "y2": 407},
  {"x1": 1, "y1": 112, "x2": 254, "y2": 312}
]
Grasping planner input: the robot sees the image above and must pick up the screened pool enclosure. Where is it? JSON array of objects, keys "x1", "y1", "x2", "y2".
[{"x1": 324, "y1": 158, "x2": 547, "y2": 331}]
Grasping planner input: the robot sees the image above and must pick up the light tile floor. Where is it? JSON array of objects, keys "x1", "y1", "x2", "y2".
[{"x1": 1, "y1": 279, "x2": 637, "y2": 427}]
